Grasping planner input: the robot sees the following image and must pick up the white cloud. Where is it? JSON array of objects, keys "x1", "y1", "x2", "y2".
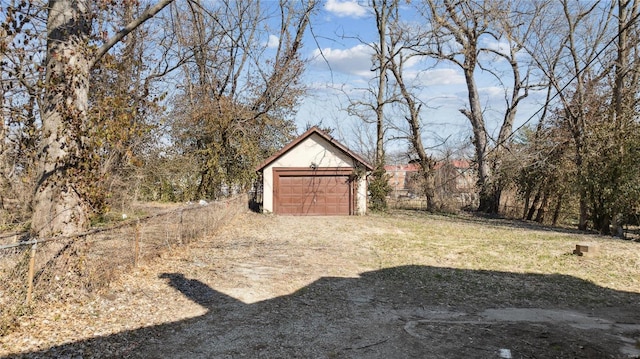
[
  {"x1": 479, "y1": 86, "x2": 505, "y2": 99},
  {"x1": 311, "y1": 44, "x2": 373, "y2": 78},
  {"x1": 402, "y1": 55, "x2": 422, "y2": 70},
  {"x1": 415, "y1": 68, "x2": 465, "y2": 86},
  {"x1": 479, "y1": 37, "x2": 528, "y2": 62},
  {"x1": 325, "y1": 0, "x2": 367, "y2": 18},
  {"x1": 267, "y1": 34, "x2": 279, "y2": 49},
  {"x1": 482, "y1": 38, "x2": 511, "y2": 56}
]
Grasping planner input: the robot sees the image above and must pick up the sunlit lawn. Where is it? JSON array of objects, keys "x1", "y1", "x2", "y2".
[{"x1": 370, "y1": 210, "x2": 640, "y2": 296}]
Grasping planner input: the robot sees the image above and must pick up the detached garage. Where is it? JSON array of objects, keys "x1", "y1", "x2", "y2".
[{"x1": 256, "y1": 127, "x2": 373, "y2": 215}]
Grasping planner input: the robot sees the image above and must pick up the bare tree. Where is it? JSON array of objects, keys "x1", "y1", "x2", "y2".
[
  {"x1": 560, "y1": 0, "x2": 613, "y2": 230},
  {"x1": 384, "y1": 6, "x2": 438, "y2": 210},
  {"x1": 415, "y1": 0, "x2": 537, "y2": 213},
  {"x1": 165, "y1": 0, "x2": 317, "y2": 200},
  {"x1": 342, "y1": 0, "x2": 396, "y2": 210},
  {"x1": 368, "y1": 0, "x2": 395, "y2": 210},
  {"x1": 373, "y1": 0, "x2": 391, "y2": 166}
]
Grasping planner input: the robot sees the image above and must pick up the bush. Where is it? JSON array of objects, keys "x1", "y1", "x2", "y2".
[{"x1": 369, "y1": 166, "x2": 392, "y2": 212}]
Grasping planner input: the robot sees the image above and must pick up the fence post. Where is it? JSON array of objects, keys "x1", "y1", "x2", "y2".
[
  {"x1": 178, "y1": 209, "x2": 183, "y2": 245},
  {"x1": 26, "y1": 240, "x2": 37, "y2": 305},
  {"x1": 134, "y1": 221, "x2": 140, "y2": 267}
]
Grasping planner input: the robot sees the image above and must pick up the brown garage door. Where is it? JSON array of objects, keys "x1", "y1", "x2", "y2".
[{"x1": 276, "y1": 175, "x2": 350, "y2": 215}]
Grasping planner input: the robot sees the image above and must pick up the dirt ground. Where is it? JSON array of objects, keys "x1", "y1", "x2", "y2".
[{"x1": 1, "y1": 211, "x2": 640, "y2": 358}]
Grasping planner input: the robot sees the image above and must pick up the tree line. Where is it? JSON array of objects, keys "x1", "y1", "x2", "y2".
[
  {"x1": 359, "y1": 0, "x2": 640, "y2": 235},
  {"x1": 1, "y1": 0, "x2": 639, "y2": 237}
]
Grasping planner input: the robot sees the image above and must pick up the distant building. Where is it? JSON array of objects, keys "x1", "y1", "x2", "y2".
[
  {"x1": 384, "y1": 163, "x2": 421, "y2": 198},
  {"x1": 433, "y1": 159, "x2": 476, "y2": 194},
  {"x1": 385, "y1": 159, "x2": 477, "y2": 207}
]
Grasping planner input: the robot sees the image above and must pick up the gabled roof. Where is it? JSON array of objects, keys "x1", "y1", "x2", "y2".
[{"x1": 256, "y1": 126, "x2": 374, "y2": 172}]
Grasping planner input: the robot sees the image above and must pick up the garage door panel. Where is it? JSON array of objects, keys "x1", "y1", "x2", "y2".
[{"x1": 276, "y1": 175, "x2": 350, "y2": 215}]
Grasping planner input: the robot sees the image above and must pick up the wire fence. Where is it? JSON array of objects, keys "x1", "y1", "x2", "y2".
[
  {"x1": 0, "y1": 195, "x2": 247, "y2": 335},
  {"x1": 388, "y1": 193, "x2": 479, "y2": 212},
  {"x1": 387, "y1": 197, "x2": 581, "y2": 227}
]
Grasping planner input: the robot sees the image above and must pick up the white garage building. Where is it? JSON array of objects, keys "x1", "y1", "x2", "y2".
[{"x1": 256, "y1": 127, "x2": 373, "y2": 215}]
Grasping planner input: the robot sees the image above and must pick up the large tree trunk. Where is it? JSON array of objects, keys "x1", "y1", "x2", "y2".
[
  {"x1": 574, "y1": 141, "x2": 589, "y2": 231},
  {"x1": 460, "y1": 66, "x2": 495, "y2": 214},
  {"x1": 551, "y1": 193, "x2": 563, "y2": 226},
  {"x1": 478, "y1": 182, "x2": 501, "y2": 214},
  {"x1": 31, "y1": 1, "x2": 92, "y2": 237},
  {"x1": 534, "y1": 193, "x2": 549, "y2": 223},
  {"x1": 374, "y1": 0, "x2": 388, "y2": 167},
  {"x1": 526, "y1": 189, "x2": 541, "y2": 221}
]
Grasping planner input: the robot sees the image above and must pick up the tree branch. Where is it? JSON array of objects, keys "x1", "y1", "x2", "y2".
[{"x1": 89, "y1": 0, "x2": 175, "y2": 69}]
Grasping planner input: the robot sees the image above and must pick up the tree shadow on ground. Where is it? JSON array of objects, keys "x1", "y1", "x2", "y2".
[{"x1": 5, "y1": 265, "x2": 640, "y2": 359}]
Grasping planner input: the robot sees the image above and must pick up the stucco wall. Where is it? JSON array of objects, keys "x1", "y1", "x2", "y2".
[
  {"x1": 356, "y1": 176, "x2": 367, "y2": 215},
  {"x1": 262, "y1": 133, "x2": 368, "y2": 214}
]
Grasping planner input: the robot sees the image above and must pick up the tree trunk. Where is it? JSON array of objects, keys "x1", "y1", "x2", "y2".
[
  {"x1": 612, "y1": 213, "x2": 625, "y2": 238},
  {"x1": 420, "y1": 160, "x2": 436, "y2": 211},
  {"x1": 460, "y1": 65, "x2": 494, "y2": 214},
  {"x1": 535, "y1": 193, "x2": 549, "y2": 223},
  {"x1": 526, "y1": 189, "x2": 541, "y2": 221},
  {"x1": 594, "y1": 211, "x2": 611, "y2": 235},
  {"x1": 551, "y1": 193, "x2": 563, "y2": 226},
  {"x1": 373, "y1": 0, "x2": 388, "y2": 167},
  {"x1": 601, "y1": 216, "x2": 611, "y2": 236},
  {"x1": 575, "y1": 149, "x2": 588, "y2": 230},
  {"x1": 372, "y1": 3, "x2": 388, "y2": 207},
  {"x1": 478, "y1": 182, "x2": 501, "y2": 214},
  {"x1": 578, "y1": 194, "x2": 588, "y2": 230},
  {"x1": 522, "y1": 188, "x2": 531, "y2": 220},
  {"x1": 31, "y1": 1, "x2": 92, "y2": 237}
]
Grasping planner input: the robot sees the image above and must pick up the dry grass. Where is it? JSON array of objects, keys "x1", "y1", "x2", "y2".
[
  {"x1": 0, "y1": 196, "x2": 246, "y2": 336},
  {"x1": 0, "y1": 208, "x2": 639, "y2": 357},
  {"x1": 368, "y1": 210, "x2": 640, "y2": 305}
]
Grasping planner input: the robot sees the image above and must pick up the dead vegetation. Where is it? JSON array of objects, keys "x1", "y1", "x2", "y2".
[{"x1": 0, "y1": 196, "x2": 245, "y2": 336}]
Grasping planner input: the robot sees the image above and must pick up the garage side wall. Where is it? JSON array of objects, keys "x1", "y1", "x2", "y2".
[
  {"x1": 357, "y1": 176, "x2": 367, "y2": 215},
  {"x1": 262, "y1": 133, "x2": 361, "y2": 214}
]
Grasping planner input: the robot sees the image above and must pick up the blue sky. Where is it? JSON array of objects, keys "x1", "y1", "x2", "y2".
[{"x1": 291, "y1": 0, "x2": 546, "y2": 158}]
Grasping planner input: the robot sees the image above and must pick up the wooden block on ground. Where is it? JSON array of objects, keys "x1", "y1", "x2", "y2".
[{"x1": 573, "y1": 243, "x2": 599, "y2": 257}]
